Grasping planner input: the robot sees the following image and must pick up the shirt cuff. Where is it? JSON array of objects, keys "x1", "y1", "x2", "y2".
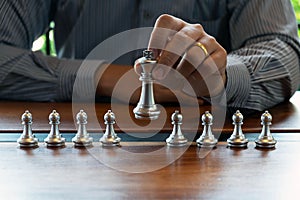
[{"x1": 225, "y1": 55, "x2": 251, "y2": 108}]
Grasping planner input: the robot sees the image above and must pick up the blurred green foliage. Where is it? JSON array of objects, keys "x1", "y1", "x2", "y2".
[
  {"x1": 39, "y1": 33, "x2": 56, "y2": 56},
  {"x1": 291, "y1": 0, "x2": 300, "y2": 36},
  {"x1": 38, "y1": 22, "x2": 56, "y2": 56},
  {"x1": 292, "y1": 0, "x2": 300, "y2": 20}
]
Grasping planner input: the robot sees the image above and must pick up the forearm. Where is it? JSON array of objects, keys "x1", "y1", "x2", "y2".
[
  {"x1": 0, "y1": 43, "x2": 139, "y2": 102},
  {"x1": 0, "y1": 44, "x2": 85, "y2": 101},
  {"x1": 97, "y1": 64, "x2": 137, "y2": 97},
  {"x1": 226, "y1": 38, "x2": 300, "y2": 111},
  {"x1": 96, "y1": 64, "x2": 142, "y2": 103},
  {"x1": 224, "y1": 0, "x2": 300, "y2": 111}
]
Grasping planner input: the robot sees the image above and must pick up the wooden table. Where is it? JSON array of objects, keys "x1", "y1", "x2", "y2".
[
  {"x1": 0, "y1": 92, "x2": 300, "y2": 199},
  {"x1": 0, "y1": 141, "x2": 299, "y2": 199},
  {"x1": 1, "y1": 92, "x2": 300, "y2": 135}
]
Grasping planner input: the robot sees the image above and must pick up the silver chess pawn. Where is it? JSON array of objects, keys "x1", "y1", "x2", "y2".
[
  {"x1": 227, "y1": 110, "x2": 248, "y2": 148},
  {"x1": 197, "y1": 111, "x2": 218, "y2": 148},
  {"x1": 100, "y1": 110, "x2": 121, "y2": 146},
  {"x1": 255, "y1": 111, "x2": 277, "y2": 148},
  {"x1": 72, "y1": 110, "x2": 93, "y2": 147},
  {"x1": 44, "y1": 110, "x2": 65, "y2": 147},
  {"x1": 17, "y1": 110, "x2": 38, "y2": 148},
  {"x1": 133, "y1": 50, "x2": 160, "y2": 120},
  {"x1": 166, "y1": 110, "x2": 188, "y2": 147}
]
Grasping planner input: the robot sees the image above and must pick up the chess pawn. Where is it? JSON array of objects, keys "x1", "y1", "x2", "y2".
[
  {"x1": 133, "y1": 50, "x2": 160, "y2": 120},
  {"x1": 196, "y1": 111, "x2": 218, "y2": 148},
  {"x1": 166, "y1": 110, "x2": 188, "y2": 147},
  {"x1": 44, "y1": 110, "x2": 65, "y2": 147},
  {"x1": 227, "y1": 110, "x2": 248, "y2": 148},
  {"x1": 100, "y1": 110, "x2": 121, "y2": 146},
  {"x1": 72, "y1": 110, "x2": 93, "y2": 147},
  {"x1": 255, "y1": 111, "x2": 277, "y2": 148},
  {"x1": 17, "y1": 110, "x2": 38, "y2": 148}
]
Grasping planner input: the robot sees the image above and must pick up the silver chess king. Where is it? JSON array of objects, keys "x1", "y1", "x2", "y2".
[{"x1": 133, "y1": 50, "x2": 160, "y2": 120}]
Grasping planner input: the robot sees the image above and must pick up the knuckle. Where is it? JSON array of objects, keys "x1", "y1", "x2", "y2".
[
  {"x1": 207, "y1": 36, "x2": 216, "y2": 43},
  {"x1": 156, "y1": 14, "x2": 173, "y2": 26},
  {"x1": 193, "y1": 23, "x2": 204, "y2": 32},
  {"x1": 218, "y1": 46, "x2": 227, "y2": 57},
  {"x1": 221, "y1": 47, "x2": 227, "y2": 56}
]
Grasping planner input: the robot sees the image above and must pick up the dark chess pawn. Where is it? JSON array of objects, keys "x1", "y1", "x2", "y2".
[
  {"x1": 72, "y1": 110, "x2": 93, "y2": 147},
  {"x1": 17, "y1": 110, "x2": 38, "y2": 148},
  {"x1": 196, "y1": 111, "x2": 218, "y2": 148},
  {"x1": 227, "y1": 110, "x2": 248, "y2": 148},
  {"x1": 100, "y1": 110, "x2": 121, "y2": 146},
  {"x1": 166, "y1": 110, "x2": 188, "y2": 147},
  {"x1": 255, "y1": 111, "x2": 277, "y2": 148},
  {"x1": 44, "y1": 110, "x2": 66, "y2": 147},
  {"x1": 133, "y1": 50, "x2": 160, "y2": 120}
]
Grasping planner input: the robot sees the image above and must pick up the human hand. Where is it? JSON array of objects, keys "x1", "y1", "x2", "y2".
[{"x1": 135, "y1": 14, "x2": 227, "y2": 98}]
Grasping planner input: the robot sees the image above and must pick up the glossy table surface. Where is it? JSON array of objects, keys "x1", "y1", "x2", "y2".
[
  {"x1": 0, "y1": 141, "x2": 299, "y2": 200},
  {"x1": 0, "y1": 92, "x2": 300, "y2": 135},
  {"x1": 0, "y1": 92, "x2": 300, "y2": 199}
]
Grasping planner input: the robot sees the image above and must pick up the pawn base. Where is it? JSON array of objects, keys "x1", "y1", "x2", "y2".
[
  {"x1": 100, "y1": 141, "x2": 121, "y2": 147},
  {"x1": 166, "y1": 135, "x2": 188, "y2": 147},
  {"x1": 45, "y1": 141, "x2": 65, "y2": 147},
  {"x1": 196, "y1": 136, "x2": 218, "y2": 148},
  {"x1": 72, "y1": 137, "x2": 93, "y2": 147},
  {"x1": 44, "y1": 137, "x2": 66, "y2": 147},
  {"x1": 18, "y1": 138, "x2": 39, "y2": 148},
  {"x1": 197, "y1": 142, "x2": 217, "y2": 148},
  {"x1": 255, "y1": 136, "x2": 277, "y2": 149},
  {"x1": 255, "y1": 140, "x2": 276, "y2": 149},
  {"x1": 100, "y1": 136, "x2": 121, "y2": 147},
  {"x1": 227, "y1": 142, "x2": 248, "y2": 148},
  {"x1": 166, "y1": 140, "x2": 188, "y2": 147},
  {"x1": 227, "y1": 138, "x2": 248, "y2": 148},
  {"x1": 73, "y1": 141, "x2": 93, "y2": 147},
  {"x1": 133, "y1": 106, "x2": 160, "y2": 120}
]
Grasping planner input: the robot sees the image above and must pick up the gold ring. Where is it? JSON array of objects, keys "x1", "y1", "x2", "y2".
[{"x1": 194, "y1": 42, "x2": 208, "y2": 57}]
